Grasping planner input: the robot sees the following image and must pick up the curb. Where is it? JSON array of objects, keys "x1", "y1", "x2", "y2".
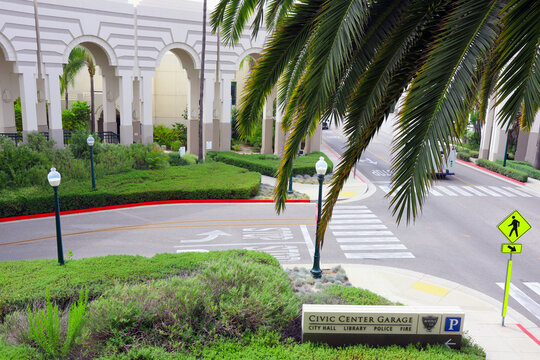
[
  {"x1": 0, "y1": 199, "x2": 311, "y2": 223},
  {"x1": 456, "y1": 159, "x2": 526, "y2": 185}
]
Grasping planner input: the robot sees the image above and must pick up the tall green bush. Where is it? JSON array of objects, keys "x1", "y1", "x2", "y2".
[
  {"x1": 153, "y1": 123, "x2": 187, "y2": 150},
  {"x1": 14, "y1": 98, "x2": 22, "y2": 133}
]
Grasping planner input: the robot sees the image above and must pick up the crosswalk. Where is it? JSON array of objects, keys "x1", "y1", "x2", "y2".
[
  {"x1": 496, "y1": 282, "x2": 540, "y2": 322},
  {"x1": 379, "y1": 184, "x2": 537, "y2": 198},
  {"x1": 330, "y1": 205, "x2": 414, "y2": 259}
]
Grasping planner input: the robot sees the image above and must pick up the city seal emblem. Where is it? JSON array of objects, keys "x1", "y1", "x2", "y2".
[{"x1": 422, "y1": 316, "x2": 438, "y2": 332}]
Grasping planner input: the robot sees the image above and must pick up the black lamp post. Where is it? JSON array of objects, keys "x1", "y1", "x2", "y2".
[
  {"x1": 87, "y1": 134, "x2": 96, "y2": 189},
  {"x1": 48, "y1": 167, "x2": 64, "y2": 265},
  {"x1": 311, "y1": 156, "x2": 328, "y2": 279}
]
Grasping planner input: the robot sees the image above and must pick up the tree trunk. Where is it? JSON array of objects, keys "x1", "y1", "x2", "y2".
[
  {"x1": 90, "y1": 74, "x2": 95, "y2": 133},
  {"x1": 198, "y1": 0, "x2": 207, "y2": 162},
  {"x1": 65, "y1": 89, "x2": 69, "y2": 110}
]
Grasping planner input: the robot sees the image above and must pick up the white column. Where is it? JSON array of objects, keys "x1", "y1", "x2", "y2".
[
  {"x1": 274, "y1": 103, "x2": 286, "y2": 156},
  {"x1": 18, "y1": 69, "x2": 39, "y2": 141},
  {"x1": 202, "y1": 75, "x2": 215, "y2": 155},
  {"x1": 524, "y1": 112, "x2": 540, "y2": 167},
  {"x1": 132, "y1": 78, "x2": 141, "y2": 143},
  {"x1": 479, "y1": 95, "x2": 496, "y2": 159},
  {"x1": 45, "y1": 66, "x2": 64, "y2": 148},
  {"x1": 261, "y1": 87, "x2": 276, "y2": 154},
  {"x1": 118, "y1": 74, "x2": 133, "y2": 145},
  {"x1": 140, "y1": 71, "x2": 154, "y2": 144},
  {"x1": 102, "y1": 71, "x2": 119, "y2": 134},
  {"x1": 219, "y1": 75, "x2": 233, "y2": 151},
  {"x1": 186, "y1": 70, "x2": 200, "y2": 155}
]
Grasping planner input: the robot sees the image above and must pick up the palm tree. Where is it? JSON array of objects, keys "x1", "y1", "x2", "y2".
[
  {"x1": 212, "y1": 0, "x2": 540, "y2": 243},
  {"x1": 59, "y1": 47, "x2": 87, "y2": 110}
]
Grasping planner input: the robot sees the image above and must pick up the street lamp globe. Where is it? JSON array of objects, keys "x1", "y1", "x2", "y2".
[
  {"x1": 86, "y1": 134, "x2": 95, "y2": 147},
  {"x1": 47, "y1": 167, "x2": 61, "y2": 187},
  {"x1": 316, "y1": 156, "x2": 328, "y2": 176}
]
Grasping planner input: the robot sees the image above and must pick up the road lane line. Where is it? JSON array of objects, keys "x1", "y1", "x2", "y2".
[
  {"x1": 330, "y1": 225, "x2": 388, "y2": 230},
  {"x1": 341, "y1": 244, "x2": 407, "y2": 251},
  {"x1": 503, "y1": 187, "x2": 532, "y2": 197},
  {"x1": 524, "y1": 282, "x2": 540, "y2": 296},
  {"x1": 175, "y1": 242, "x2": 305, "y2": 247},
  {"x1": 331, "y1": 214, "x2": 378, "y2": 219},
  {"x1": 336, "y1": 237, "x2": 399, "y2": 243},
  {"x1": 453, "y1": 176, "x2": 475, "y2": 187},
  {"x1": 345, "y1": 252, "x2": 415, "y2": 259},
  {"x1": 301, "y1": 225, "x2": 315, "y2": 263},
  {"x1": 489, "y1": 186, "x2": 515, "y2": 197},
  {"x1": 434, "y1": 186, "x2": 457, "y2": 196},
  {"x1": 448, "y1": 186, "x2": 473, "y2": 196},
  {"x1": 333, "y1": 231, "x2": 394, "y2": 236},
  {"x1": 462, "y1": 186, "x2": 487, "y2": 196},
  {"x1": 497, "y1": 283, "x2": 540, "y2": 321},
  {"x1": 330, "y1": 219, "x2": 382, "y2": 224},
  {"x1": 332, "y1": 210, "x2": 373, "y2": 214},
  {"x1": 334, "y1": 206, "x2": 368, "y2": 209},
  {"x1": 379, "y1": 185, "x2": 390, "y2": 194},
  {"x1": 475, "y1": 186, "x2": 501, "y2": 197}
]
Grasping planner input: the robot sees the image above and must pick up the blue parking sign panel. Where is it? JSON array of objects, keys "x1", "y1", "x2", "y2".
[{"x1": 444, "y1": 317, "x2": 462, "y2": 332}]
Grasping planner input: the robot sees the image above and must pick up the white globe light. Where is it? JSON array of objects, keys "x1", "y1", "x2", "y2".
[
  {"x1": 315, "y1": 156, "x2": 328, "y2": 175},
  {"x1": 86, "y1": 134, "x2": 95, "y2": 146},
  {"x1": 48, "y1": 167, "x2": 61, "y2": 187}
]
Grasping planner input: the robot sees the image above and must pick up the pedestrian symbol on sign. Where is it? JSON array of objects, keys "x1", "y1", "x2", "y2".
[{"x1": 497, "y1": 210, "x2": 531, "y2": 243}]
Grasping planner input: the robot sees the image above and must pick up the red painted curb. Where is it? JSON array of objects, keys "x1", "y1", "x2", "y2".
[
  {"x1": 0, "y1": 199, "x2": 311, "y2": 223},
  {"x1": 517, "y1": 324, "x2": 540, "y2": 346},
  {"x1": 456, "y1": 159, "x2": 526, "y2": 185},
  {"x1": 322, "y1": 143, "x2": 365, "y2": 183}
]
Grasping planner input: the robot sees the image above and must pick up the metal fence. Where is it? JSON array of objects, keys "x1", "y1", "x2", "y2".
[{"x1": 0, "y1": 133, "x2": 23, "y2": 145}]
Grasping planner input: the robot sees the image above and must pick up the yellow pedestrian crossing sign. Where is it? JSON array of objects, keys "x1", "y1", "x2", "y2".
[
  {"x1": 501, "y1": 243, "x2": 522, "y2": 254},
  {"x1": 497, "y1": 210, "x2": 531, "y2": 243}
]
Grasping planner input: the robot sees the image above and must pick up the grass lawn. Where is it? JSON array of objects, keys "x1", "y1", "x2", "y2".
[
  {"x1": 0, "y1": 163, "x2": 260, "y2": 218},
  {"x1": 0, "y1": 251, "x2": 485, "y2": 359}
]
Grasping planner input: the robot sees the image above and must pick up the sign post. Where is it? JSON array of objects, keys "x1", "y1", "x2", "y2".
[{"x1": 497, "y1": 210, "x2": 531, "y2": 326}]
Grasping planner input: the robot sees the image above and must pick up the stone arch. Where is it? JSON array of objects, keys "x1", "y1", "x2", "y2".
[
  {"x1": 0, "y1": 33, "x2": 16, "y2": 62},
  {"x1": 156, "y1": 43, "x2": 201, "y2": 70},
  {"x1": 234, "y1": 48, "x2": 263, "y2": 69},
  {"x1": 63, "y1": 35, "x2": 118, "y2": 66}
]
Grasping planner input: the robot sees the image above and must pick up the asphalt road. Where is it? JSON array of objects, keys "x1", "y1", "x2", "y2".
[
  {"x1": 1, "y1": 123, "x2": 539, "y2": 326},
  {"x1": 322, "y1": 121, "x2": 540, "y2": 327}
]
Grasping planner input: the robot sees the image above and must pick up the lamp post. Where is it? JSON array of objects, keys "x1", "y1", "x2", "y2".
[
  {"x1": 48, "y1": 168, "x2": 64, "y2": 265},
  {"x1": 287, "y1": 173, "x2": 294, "y2": 194},
  {"x1": 311, "y1": 156, "x2": 328, "y2": 279},
  {"x1": 87, "y1": 135, "x2": 96, "y2": 189}
]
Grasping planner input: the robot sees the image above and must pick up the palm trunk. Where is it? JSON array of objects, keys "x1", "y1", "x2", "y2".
[
  {"x1": 65, "y1": 89, "x2": 69, "y2": 110},
  {"x1": 198, "y1": 0, "x2": 207, "y2": 162},
  {"x1": 90, "y1": 74, "x2": 95, "y2": 133}
]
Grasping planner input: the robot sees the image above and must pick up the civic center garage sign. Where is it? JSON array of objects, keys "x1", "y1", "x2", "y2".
[{"x1": 302, "y1": 305, "x2": 464, "y2": 349}]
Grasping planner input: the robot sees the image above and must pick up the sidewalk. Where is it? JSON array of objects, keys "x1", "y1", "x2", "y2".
[{"x1": 288, "y1": 263, "x2": 540, "y2": 360}]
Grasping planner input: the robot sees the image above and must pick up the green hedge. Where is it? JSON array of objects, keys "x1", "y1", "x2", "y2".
[
  {"x1": 475, "y1": 158, "x2": 528, "y2": 182},
  {"x1": 0, "y1": 250, "x2": 278, "y2": 319},
  {"x1": 495, "y1": 159, "x2": 540, "y2": 180},
  {"x1": 0, "y1": 163, "x2": 260, "y2": 218},
  {"x1": 207, "y1": 151, "x2": 333, "y2": 177}
]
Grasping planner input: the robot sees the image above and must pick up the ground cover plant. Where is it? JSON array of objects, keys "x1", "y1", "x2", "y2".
[
  {"x1": 207, "y1": 151, "x2": 333, "y2": 177},
  {"x1": 0, "y1": 251, "x2": 485, "y2": 359}
]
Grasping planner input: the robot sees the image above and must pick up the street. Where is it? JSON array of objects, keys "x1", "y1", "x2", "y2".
[{"x1": 1, "y1": 122, "x2": 539, "y2": 327}]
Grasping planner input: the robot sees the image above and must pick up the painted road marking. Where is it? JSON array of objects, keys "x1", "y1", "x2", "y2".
[
  {"x1": 333, "y1": 231, "x2": 394, "y2": 236},
  {"x1": 489, "y1": 186, "x2": 515, "y2": 197},
  {"x1": 335, "y1": 237, "x2": 400, "y2": 243},
  {"x1": 503, "y1": 187, "x2": 532, "y2": 197},
  {"x1": 301, "y1": 225, "x2": 315, "y2": 263},
  {"x1": 434, "y1": 186, "x2": 457, "y2": 196},
  {"x1": 331, "y1": 214, "x2": 378, "y2": 219},
  {"x1": 476, "y1": 186, "x2": 501, "y2": 196},
  {"x1": 497, "y1": 283, "x2": 540, "y2": 321},
  {"x1": 429, "y1": 188, "x2": 443, "y2": 196},
  {"x1": 329, "y1": 225, "x2": 388, "y2": 230},
  {"x1": 524, "y1": 282, "x2": 540, "y2": 296},
  {"x1": 462, "y1": 186, "x2": 487, "y2": 196},
  {"x1": 341, "y1": 244, "x2": 407, "y2": 251},
  {"x1": 345, "y1": 252, "x2": 415, "y2": 259},
  {"x1": 330, "y1": 219, "x2": 382, "y2": 224},
  {"x1": 412, "y1": 281, "x2": 450, "y2": 297},
  {"x1": 332, "y1": 205, "x2": 367, "y2": 209},
  {"x1": 333, "y1": 209, "x2": 373, "y2": 214},
  {"x1": 448, "y1": 186, "x2": 473, "y2": 196}
]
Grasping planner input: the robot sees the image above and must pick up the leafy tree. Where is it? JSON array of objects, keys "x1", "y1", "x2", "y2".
[
  {"x1": 60, "y1": 47, "x2": 87, "y2": 110},
  {"x1": 212, "y1": 0, "x2": 540, "y2": 241}
]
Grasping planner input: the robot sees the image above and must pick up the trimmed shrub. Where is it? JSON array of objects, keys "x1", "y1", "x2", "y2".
[
  {"x1": 475, "y1": 158, "x2": 528, "y2": 182},
  {"x1": 0, "y1": 163, "x2": 261, "y2": 218},
  {"x1": 207, "y1": 151, "x2": 333, "y2": 177},
  {"x1": 168, "y1": 152, "x2": 189, "y2": 166},
  {"x1": 456, "y1": 150, "x2": 471, "y2": 162},
  {"x1": 495, "y1": 159, "x2": 540, "y2": 180},
  {"x1": 182, "y1": 153, "x2": 198, "y2": 165}
]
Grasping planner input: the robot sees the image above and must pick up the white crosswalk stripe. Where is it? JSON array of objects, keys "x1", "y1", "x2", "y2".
[
  {"x1": 330, "y1": 206, "x2": 414, "y2": 259},
  {"x1": 496, "y1": 282, "x2": 540, "y2": 321},
  {"x1": 378, "y1": 185, "x2": 538, "y2": 198}
]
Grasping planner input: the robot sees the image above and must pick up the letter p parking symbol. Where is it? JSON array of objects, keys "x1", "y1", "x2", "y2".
[{"x1": 444, "y1": 317, "x2": 461, "y2": 332}]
